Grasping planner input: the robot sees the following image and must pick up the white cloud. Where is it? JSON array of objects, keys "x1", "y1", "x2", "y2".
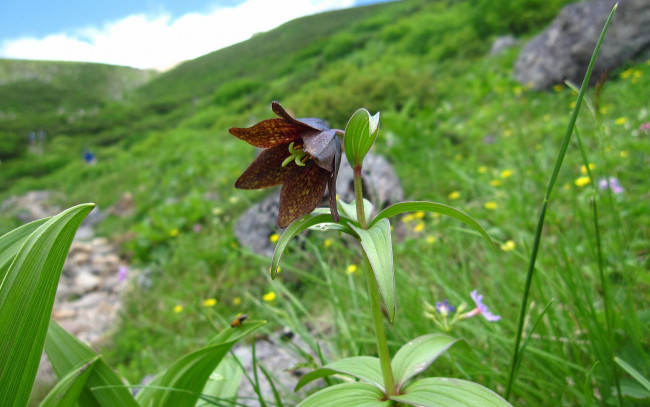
[{"x1": 0, "y1": 0, "x2": 355, "y2": 70}]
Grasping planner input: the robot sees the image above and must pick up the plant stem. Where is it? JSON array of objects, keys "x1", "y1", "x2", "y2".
[{"x1": 353, "y1": 164, "x2": 396, "y2": 396}]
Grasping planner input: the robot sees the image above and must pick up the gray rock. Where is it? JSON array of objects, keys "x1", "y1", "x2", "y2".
[
  {"x1": 234, "y1": 152, "x2": 403, "y2": 256},
  {"x1": 514, "y1": 0, "x2": 650, "y2": 90},
  {"x1": 490, "y1": 35, "x2": 519, "y2": 55}
]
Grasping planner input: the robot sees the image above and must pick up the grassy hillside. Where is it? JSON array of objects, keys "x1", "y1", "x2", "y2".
[{"x1": 2, "y1": 0, "x2": 649, "y2": 406}]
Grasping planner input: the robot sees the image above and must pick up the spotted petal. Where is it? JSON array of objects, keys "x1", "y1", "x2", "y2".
[
  {"x1": 278, "y1": 161, "x2": 330, "y2": 228},
  {"x1": 271, "y1": 101, "x2": 330, "y2": 132},
  {"x1": 235, "y1": 144, "x2": 295, "y2": 190},
  {"x1": 229, "y1": 119, "x2": 305, "y2": 148}
]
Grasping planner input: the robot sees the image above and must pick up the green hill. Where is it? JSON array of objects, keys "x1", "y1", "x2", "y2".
[{"x1": 2, "y1": 1, "x2": 649, "y2": 406}]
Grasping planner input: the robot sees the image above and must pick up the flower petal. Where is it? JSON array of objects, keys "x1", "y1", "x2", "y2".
[
  {"x1": 277, "y1": 161, "x2": 330, "y2": 227},
  {"x1": 327, "y1": 136, "x2": 341, "y2": 223},
  {"x1": 235, "y1": 144, "x2": 294, "y2": 189},
  {"x1": 303, "y1": 129, "x2": 338, "y2": 172},
  {"x1": 271, "y1": 101, "x2": 330, "y2": 131},
  {"x1": 229, "y1": 119, "x2": 304, "y2": 148}
]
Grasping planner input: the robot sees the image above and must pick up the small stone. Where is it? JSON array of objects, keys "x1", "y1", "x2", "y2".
[{"x1": 75, "y1": 271, "x2": 101, "y2": 293}]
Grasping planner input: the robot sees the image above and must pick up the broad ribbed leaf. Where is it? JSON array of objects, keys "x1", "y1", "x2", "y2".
[
  {"x1": 195, "y1": 355, "x2": 242, "y2": 406},
  {"x1": 371, "y1": 201, "x2": 494, "y2": 250},
  {"x1": 344, "y1": 108, "x2": 380, "y2": 168},
  {"x1": 271, "y1": 213, "x2": 354, "y2": 278},
  {"x1": 337, "y1": 199, "x2": 373, "y2": 226},
  {"x1": 349, "y1": 219, "x2": 395, "y2": 321},
  {"x1": 45, "y1": 320, "x2": 138, "y2": 407},
  {"x1": 0, "y1": 203, "x2": 94, "y2": 407},
  {"x1": 136, "y1": 321, "x2": 264, "y2": 407},
  {"x1": 39, "y1": 356, "x2": 98, "y2": 407},
  {"x1": 297, "y1": 382, "x2": 391, "y2": 407},
  {"x1": 295, "y1": 356, "x2": 384, "y2": 392},
  {"x1": 392, "y1": 334, "x2": 460, "y2": 389},
  {"x1": 0, "y1": 218, "x2": 48, "y2": 282},
  {"x1": 390, "y1": 378, "x2": 512, "y2": 407}
]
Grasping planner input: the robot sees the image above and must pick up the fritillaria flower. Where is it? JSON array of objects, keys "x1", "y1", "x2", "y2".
[
  {"x1": 229, "y1": 101, "x2": 341, "y2": 227},
  {"x1": 464, "y1": 289, "x2": 501, "y2": 322}
]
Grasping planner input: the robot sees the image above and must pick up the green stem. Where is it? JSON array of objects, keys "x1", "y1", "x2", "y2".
[{"x1": 353, "y1": 164, "x2": 396, "y2": 396}]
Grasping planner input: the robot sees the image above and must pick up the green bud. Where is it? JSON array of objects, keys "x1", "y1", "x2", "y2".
[{"x1": 343, "y1": 108, "x2": 380, "y2": 168}]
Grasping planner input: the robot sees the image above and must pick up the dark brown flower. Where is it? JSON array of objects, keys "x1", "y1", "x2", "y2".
[{"x1": 229, "y1": 101, "x2": 341, "y2": 227}]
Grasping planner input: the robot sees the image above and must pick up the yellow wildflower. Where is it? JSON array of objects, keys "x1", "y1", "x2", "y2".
[
  {"x1": 615, "y1": 117, "x2": 627, "y2": 125},
  {"x1": 620, "y1": 68, "x2": 633, "y2": 79},
  {"x1": 620, "y1": 151, "x2": 628, "y2": 158},
  {"x1": 415, "y1": 211, "x2": 425, "y2": 219},
  {"x1": 580, "y1": 163, "x2": 595, "y2": 174},
  {"x1": 346, "y1": 265, "x2": 357, "y2": 274},
  {"x1": 501, "y1": 240, "x2": 516, "y2": 252},
  {"x1": 500, "y1": 169, "x2": 513, "y2": 179},
  {"x1": 490, "y1": 179, "x2": 502, "y2": 187},
  {"x1": 478, "y1": 166, "x2": 488, "y2": 174},
  {"x1": 324, "y1": 239, "x2": 332, "y2": 248},
  {"x1": 173, "y1": 305, "x2": 183, "y2": 313},
  {"x1": 448, "y1": 191, "x2": 460, "y2": 200},
  {"x1": 269, "y1": 233, "x2": 280, "y2": 243},
  {"x1": 426, "y1": 235, "x2": 436, "y2": 244},
  {"x1": 263, "y1": 291, "x2": 276, "y2": 302},
  {"x1": 484, "y1": 201, "x2": 498, "y2": 210},
  {"x1": 232, "y1": 297, "x2": 242, "y2": 306},
  {"x1": 570, "y1": 101, "x2": 576, "y2": 109},
  {"x1": 413, "y1": 223, "x2": 425, "y2": 233},
  {"x1": 574, "y1": 176, "x2": 591, "y2": 187},
  {"x1": 203, "y1": 298, "x2": 217, "y2": 307},
  {"x1": 169, "y1": 228, "x2": 179, "y2": 237},
  {"x1": 402, "y1": 213, "x2": 416, "y2": 223},
  {"x1": 553, "y1": 84, "x2": 563, "y2": 92}
]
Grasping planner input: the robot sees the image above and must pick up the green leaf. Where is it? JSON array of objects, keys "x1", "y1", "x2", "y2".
[
  {"x1": 271, "y1": 213, "x2": 355, "y2": 278},
  {"x1": 337, "y1": 199, "x2": 374, "y2": 226},
  {"x1": 344, "y1": 108, "x2": 380, "y2": 168},
  {"x1": 39, "y1": 356, "x2": 99, "y2": 407},
  {"x1": 295, "y1": 356, "x2": 384, "y2": 392},
  {"x1": 0, "y1": 218, "x2": 49, "y2": 282},
  {"x1": 45, "y1": 320, "x2": 139, "y2": 407},
  {"x1": 297, "y1": 382, "x2": 391, "y2": 407},
  {"x1": 392, "y1": 334, "x2": 460, "y2": 389},
  {"x1": 615, "y1": 357, "x2": 650, "y2": 392},
  {"x1": 349, "y1": 219, "x2": 395, "y2": 321},
  {"x1": 390, "y1": 378, "x2": 512, "y2": 407},
  {"x1": 0, "y1": 203, "x2": 94, "y2": 407},
  {"x1": 136, "y1": 321, "x2": 265, "y2": 407},
  {"x1": 195, "y1": 355, "x2": 242, "y2": 406},
  {"x1": 371, "y1": 201, "x2": 494, "y2": 250}
]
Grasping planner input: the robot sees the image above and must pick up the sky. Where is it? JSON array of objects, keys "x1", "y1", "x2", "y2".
[{"x1": 0, "y1": 0, "x2": 387, "y2": 70}]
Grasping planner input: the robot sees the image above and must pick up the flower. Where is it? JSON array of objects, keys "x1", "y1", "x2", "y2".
[
  {"x1": 500, "y1": 169, "x2": 513, "y2": 179},
  {"x1": 324, "y1": 239, "x2": 332, "y2": 248},
  {"x1": 615, "y1": 117, "x2": 628, "y2": 125},
  {"x1": 203, "y1": 298, "x2": 217, "y2": 307},
  {"x1": 193, "y1": 223, "x2": 202, "y2": 233},
  {"x1": 574, "y1": 176, "x2": 590, "y2": 187},
  {"x1": 448, "y1": 191, "x2": 460, "y2": 200},
  {"x1": 598, "y1": 177, "x2": 624, "y2": 194},
  {"x1": 500, "y1": 240, "x2": 516, "y2": 252},
  {"x1": 580, "y1": 163, "x2": 595, "y2": 175},
  {"x1": 229, "y1": 101, "x2": 341, "y2": 227},
  {"x1": 117, "y1": 265, "x2": 128, "y2": 282},
  {"x1": 640, "y1": 122, "x2": 650, "y2": 133},
  {"x1": 169, "y1": 228, "x2": 179, "y2": 237},
  {"x1": 489, "y1": 179, "x2": 502, "y2": 187},
  {"x1": 413, "y1": 222, "x2": 425, "y2": 233},
  {"x1": 484, "y1": 201, "x2": 497, "y2": 210},
  {"x1": 269, "y1": 233, "x2": 280, "y2": 243},
  {"x1": 173, "y1": 305, "x2": 183, "y2": 313},
  {"x1": 232, "y1": 297, "x2": 242, "y2": 306},
  {"x1": 263, "y1": 291, "x2": 276, "y2": 302},
  {"x1": 466, "y1": 290, "x2": 501, "y2": 321},
  {"x1": 426, "y1": 235, "x2": 436, "y2": 244},
  {"x1": 435, "y1": 299, "x2": 456, "y2": 317},
  {"x1": 346, "y1": 264, "x2": 357, "y2": 274}
]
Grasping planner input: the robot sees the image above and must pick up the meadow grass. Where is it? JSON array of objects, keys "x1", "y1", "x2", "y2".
[{"x1": 1, "y1": 1, "x2": 647, "y2": 405}]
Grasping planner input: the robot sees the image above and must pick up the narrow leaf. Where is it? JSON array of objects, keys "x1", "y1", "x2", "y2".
[
  {"x1": 45, "y1": 320, "x2": 139, "y2": 407},
  {"x1": 349, "y1": 219, "x2": 396, "y2": 321},
  {"x1": 39, "y1": 356, "x2": 99, "y2": 407},
  {"x1": 0, "y1": 218, "x2": 48, "y2": 282},
  {"x1": 271, "y1": 213, "x2": 354, "y2": 278},
  {"x1": 297, "y1": 382, "x2": 391, "y2": 407},
  {"x1": 615, "y1": 357, "x2": 650, "y2": 392},
  {"x1": 391, "y1": 378, "x2": 512, "y2": 407},
  {"x1": 392, "y1": 334, "x2": 460, "y2": 389},
  {"x1": 371, "y1": 201, "x2": 494, "y2": 250},
  {"x1": 295, "y1": 356, "x2": 384, "y2": 392},
  {"x1": 136, "y1": 321, "x2": 264, "y2": 407},
  {"x1": 0, "y1": 203, "x2": 94, "y2": 407}
]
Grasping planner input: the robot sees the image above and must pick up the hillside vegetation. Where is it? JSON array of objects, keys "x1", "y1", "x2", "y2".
[{"x1": 1, "y1": 0, "x2": 648, "y2": 406}]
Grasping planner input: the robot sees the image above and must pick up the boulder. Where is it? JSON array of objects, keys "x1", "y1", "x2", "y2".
[{"x1": 514, "y1": 0, "x2": 650, "y2": 90}]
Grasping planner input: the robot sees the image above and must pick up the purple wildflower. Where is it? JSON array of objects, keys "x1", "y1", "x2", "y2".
[
  {"x1": 598, "y1": 177, "x2": 624, "y2": 194},
  {"x1": 467, "y1": 290, "x2": 501, "y2": 321},
  {"x1": 193, "y1": 223, "x2": 203, "y2": 233},
  {"x1": 639, "y1": 122, "x2": 650, "y2": 133},
  {"x1": 435, "y1": 299, "x2": 456, "y2": 317},
  {"x1": 117, "y1": 265, "x2": 128, "y2": 282}
]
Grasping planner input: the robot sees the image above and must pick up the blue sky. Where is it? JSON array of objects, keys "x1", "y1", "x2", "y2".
[{"x1": 0, "y1": 0, "x2": 388, "y2": 70}]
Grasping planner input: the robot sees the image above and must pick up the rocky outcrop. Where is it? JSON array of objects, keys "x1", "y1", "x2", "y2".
[{"x1": 514, "y1": 0, "x2": 650, "y2": 90}]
